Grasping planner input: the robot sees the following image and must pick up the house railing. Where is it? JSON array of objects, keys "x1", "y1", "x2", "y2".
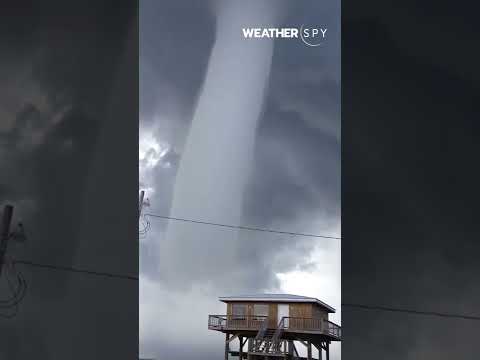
[
  {"x1": 280, "y1": 317, "x2": 341, "y2": 338},
  {"x1": 208, "y1": 315, "x2": 341, "y2": 339},
  {"x1": 208, "y1": 315, "x2": 268, "y2": 330},
  {"x1": 325, "y1": 320, "x2": 342, "y2": 338}
]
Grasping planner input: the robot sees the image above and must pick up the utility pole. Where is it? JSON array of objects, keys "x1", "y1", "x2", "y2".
[
  {"x1": 139, "y1": 190, "x2": 145, "y2": 219},
  {"x1": 0, "y1": 205, "x2": 14, "y2": 276}
]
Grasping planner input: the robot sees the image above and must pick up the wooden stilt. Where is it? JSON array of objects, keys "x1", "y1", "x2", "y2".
[
  {"x1": 247, "y1": 338, "x2": 253, "y2": 360},
  {"x1": 293, "y1": 343, "x2": 299, "y2": 357},
  {"x1": 288, "y1": 340, "x2": 294, "y2": 358},
  {"x1": 326, "y1": 342, "x2": 329, "y2": 360},
  {"x1": 225, "y1": 333, "x2": 230, "y2": 360},
  {"x1": 307, "y1": 341, "x2": 312, "y2": 360},
  {"x1": 239, "y1": 336, "x2": 244, "y2": 360}
]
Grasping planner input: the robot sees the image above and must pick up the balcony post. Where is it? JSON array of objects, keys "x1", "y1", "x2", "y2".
[
  {"x1": 239, "y1": 336, "x2": 244, "y2": 359},
  {"x1": 307, "y1": 341, "x2": 312, "y2": 360},
  {"x1": 225, "y1": 333, "x2": 230, "y2": 360},
  {"x1": 247, "y1": 338, "x2": 253, "y2": 360},
  {"x1": 288, "y1": 340, "x2": 294, "y2": 357}
]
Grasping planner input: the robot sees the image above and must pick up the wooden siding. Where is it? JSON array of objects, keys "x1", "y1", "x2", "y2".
[
  {"x1": 227, "y1": 303, "x2": 252, "y2": 316},
  {"x1": 224, "y1": 301, "x2": 329, "y2": 328},
  {"x1": 247, "y1": 303, "x2": 253, "y2": 317},
  {"x1": 268, "y1": 303, "x2": 277, "y2": 328},
  {"x1": 289, "y1": 302, "x2": 313, "y2": 318},
  {"x1": 312, "y1": 303, "x2": 329, "y2": 320},
  {"x1": 226, "y1": 302, "x2": 278, "y2": 327}
]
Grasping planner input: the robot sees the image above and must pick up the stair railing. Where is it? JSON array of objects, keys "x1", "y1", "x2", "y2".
[
  {"x1": 269, "y1": 317, "x2": 286, "y2": 353},
  {"x1": 253, "y1": 317, "x2": 269, "y2": 351}
]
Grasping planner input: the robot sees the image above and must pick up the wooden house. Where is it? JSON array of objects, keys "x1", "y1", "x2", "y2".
[{"x1": 208, "y1": 294, "x2": 341, "y2": 360}]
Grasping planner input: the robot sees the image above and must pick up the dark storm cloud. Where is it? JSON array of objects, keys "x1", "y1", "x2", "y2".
[
  {"x1": 343, "y1": 17, "x2": 480, "y2": 360},
  {"x1": 1, "y1": 2, "x2": 137, "y2": 359},
  {"x1": 140, "y1": 0, "x2": 215, "y2": 126},
  {"x1": 1, "y1": 1, "x2": 132, "y2": 295},
  {"x1": 245, "y1": 107, "x2": 340, "y2": 226}
]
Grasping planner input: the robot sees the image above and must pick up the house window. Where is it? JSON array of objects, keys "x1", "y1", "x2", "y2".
[
  {"x1": 253, "y1": 304, "x2": 269, "y2": 320},
  {"x1": 232, "y1": 304, "x2": 246, "y2": 319}
]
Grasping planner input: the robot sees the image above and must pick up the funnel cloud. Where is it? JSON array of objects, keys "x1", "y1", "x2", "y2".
[
  {"x1": 140, "y1": 0, "x2": 340, "y2": 358},
  {"x1": 162, "y1": 0, "x2": 283, "y2": 286}
]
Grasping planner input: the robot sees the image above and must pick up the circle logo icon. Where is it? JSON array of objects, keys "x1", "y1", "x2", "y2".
[{"x1": 300, "y1": 25, "x2": 327, "y2": 47}]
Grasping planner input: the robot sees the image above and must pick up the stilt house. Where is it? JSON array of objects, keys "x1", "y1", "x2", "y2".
[{"x1": 208, "y1": 294, "x2": 341, "y2": 360}]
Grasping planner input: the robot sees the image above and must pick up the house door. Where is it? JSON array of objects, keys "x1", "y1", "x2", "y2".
[{"x1": 277, "y1": 304, "x2": 289, "y2": 328}]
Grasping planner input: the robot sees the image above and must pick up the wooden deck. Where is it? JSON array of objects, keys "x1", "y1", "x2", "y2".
[
  {"x1": 229, "y1": 351, "x2": 314, "y2": 360},
  {"x1": 208, "y1": 315, "x2": 341, "y2": 341}
]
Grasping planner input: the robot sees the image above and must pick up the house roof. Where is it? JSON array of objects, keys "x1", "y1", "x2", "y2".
[{"x1": 219, "y1": 293, "x2": 336, "y2": 313}]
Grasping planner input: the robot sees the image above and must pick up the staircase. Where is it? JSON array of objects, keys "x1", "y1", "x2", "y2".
[
  {"x1": 255, "y1": 328, "x2": 277, "y2": 352},
  {"x1": 250, "y1": 318, "x2": 285, "y2": 357}
]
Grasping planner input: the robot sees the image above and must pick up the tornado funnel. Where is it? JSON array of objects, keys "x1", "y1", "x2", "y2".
[{"x1": 160, "y1": 1, "x2": 283, "y2": 286}]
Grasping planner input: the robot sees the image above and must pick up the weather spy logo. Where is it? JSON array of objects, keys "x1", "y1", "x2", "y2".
[{"x1": 242, "y1": 25, "x2": 327, "y2": 47}]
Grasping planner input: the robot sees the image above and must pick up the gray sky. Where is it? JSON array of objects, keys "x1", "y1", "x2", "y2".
[
  {"x1": 0, "y1": 3, "x2": 138, "y2": 358},
  {"x1": 341, "y1": 11, "x2": 480, "y2": 359},
  {"x1": 139, "y1": 1, "x2": 341, "y2": 359}
]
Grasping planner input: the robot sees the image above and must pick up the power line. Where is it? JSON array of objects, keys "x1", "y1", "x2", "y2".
[
  {"x1": 6, "y1": 205, "x2": 474, "y2": 321},
  {"x1": 342, "y1": 303, "x2": 480, "y2": 321},
  {"x1": 10, "y1": 262, "x2": 480, "y2": 321},
  {"x1": 144, "y1": 213, "x2": 341, "y2": 240},
  {"x1": 144, "y1": 213, "x2": 479, "y2": 322},
  {"x1": 14, "y1": 260, "x2": 138, "y2": 281}
]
